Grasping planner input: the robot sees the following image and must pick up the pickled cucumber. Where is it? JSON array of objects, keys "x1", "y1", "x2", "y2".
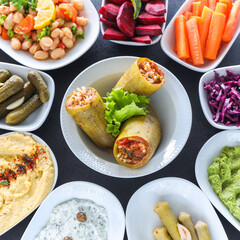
[
  {"x1": 27, "y1": 71, "x2": 49, "y2": 103},
  {"x1": 0, "y1": 75, "x2": 24, "y2": 103},
  {"x1": 6, "y1": 94, "x2": 42, "y2": 125},
  {"x1": 0, "y1": 69, "x2": 11, "y2": 83},
  {"x1": 152, "y1": 226, "x2": 171, "y2": 240},
  {"x1": 0, "y1": 82, "x2": 36, "y2": 118},
  {"x1": 178, "y1": 212, "x2": 199, "y2": 240},
  {"x1": 154, "y1": 202, "x2": 181, "y2": 240},
  {"x1": 195, "y1": 221, "x2": 211, "y2": 240}
]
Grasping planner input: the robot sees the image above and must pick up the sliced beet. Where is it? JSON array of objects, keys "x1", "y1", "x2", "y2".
[
  {"x1": 100, "y1": 17, "x2": 118, "y2": 28},
  {"x1": 135, "y1": 24, "x2": 162, "y2": 36},
  {"x1": 99, "y1": 4, "x2": 120, "y2": 21},
  {"x1": 142, "y1": 0, "x2": 151, "y2": 2},
  {"x1": 145, "y1": 0, "x2": 166, "y2": 16},
  {"x1": 109, "y1": 0, "x2": 129, "y2": 5},
  {"x1": 103, "y1": 27, "x2": 128, "y2": 40},
  {"x1": 137, "y1": 11, "x2": 165, "y2": 25},
  {"x1": 116, "y1": 2, "x2": 135, "y2": 37},
  {"x1": 131, "y1": 35, "x2": 152, "y2": 44}
]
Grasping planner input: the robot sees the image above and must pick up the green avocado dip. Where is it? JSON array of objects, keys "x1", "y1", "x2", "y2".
[{"x1": 208, "y1": 146, "x2": 240, "y2": 221}]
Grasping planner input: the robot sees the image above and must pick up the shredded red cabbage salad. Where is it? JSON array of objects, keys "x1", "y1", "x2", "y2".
[{"x1": 204, "y1": 70, "x2": 240, "y2": 126}]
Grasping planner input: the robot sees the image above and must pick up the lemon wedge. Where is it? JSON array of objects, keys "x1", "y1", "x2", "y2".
[{"x1": 34, "y1": 0, "x2": 56, "y2": 30}]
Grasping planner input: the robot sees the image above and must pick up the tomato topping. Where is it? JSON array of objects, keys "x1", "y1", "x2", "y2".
[
  {"x1": 15, "y1": 15, "x2": 35, "y2": 34},
  {"x1": 58, "y1": 42, "x2": 66, "y2": 49},
  {"x1": 59, "y1": 3, "x2": 77, "y2": 22},
  {"x1": 1, "y1": 27, "x2": 10, "y2": 40}
]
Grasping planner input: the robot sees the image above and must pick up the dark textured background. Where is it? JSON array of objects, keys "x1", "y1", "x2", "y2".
[{"x1": 0, "y1": 0, "x2": 240, "y2": 239}]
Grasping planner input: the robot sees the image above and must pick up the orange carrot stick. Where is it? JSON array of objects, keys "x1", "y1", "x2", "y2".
[
  {"x1": 201, "y1": 0, "x2": 209, "y2": 10},
  {"x1": 193, "y1": 2, "x2": 202, "y2": 16},
  {"x1": 219, "y1": 0, "x2": 232, "y2": 17},
  {"x1": 204, "y1": 12, "x2": 226, "y2": 59},
  {"x1": 222, "y1": 0, "x2": 240, "y2": 42},
  {"x1": 183, "y1": 11, "x2": 193, "y2": 20},
  {"x1": 186, "y1": 18, "x2": 204, "y2": 65},
  {"x1": 200, "y1": 6, "x2": 214, "y2": 53},
  {"x1": 190, "y1": 16, "x2": 204, "y2": 33},
  {"x1": 175, "y1": 15, "x2": 190, "y2": 59},
  {"x1": 215, "y1": 2, "x2": 228, "y2": 15},
  {"x1": 208, "y1": 0, "x2": 217, "y2": 10}
]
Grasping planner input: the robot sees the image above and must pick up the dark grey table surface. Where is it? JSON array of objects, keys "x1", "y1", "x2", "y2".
[{"x1": 0, "y1": 0, "x2": 240, "y2": 239}]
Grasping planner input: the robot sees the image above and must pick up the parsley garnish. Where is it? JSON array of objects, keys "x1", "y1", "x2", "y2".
[
  {"x1": 7, "y1": 27, "x2": 14, "y2": 38},
  {"x1": 71, "y1": 26, "x2": 84, "y2": 39},
  {"x1": 76, "y1": 33, "x2": 84, "y2": 39},
  {"x1": 50, "y1": 19, "x2": 56, "y2": 23},
  {"x1": 64, "y1": 10, "x2": 72, "y2": 18},
  {"x1": 11, "y1": 0, "x2": 37, "y2": 12},
  {"x1": 0, "y1": 15, "x2": 6, "y2": 25},
  {"x1": 37, "y1": 25, "x2": 52, "y2": 41},
  {"x1": 0, "y1": 0, "x2": 9, "y2": 5},
  {"x1": 21, "y1": 32, "x2": 31, "y2": 42}
]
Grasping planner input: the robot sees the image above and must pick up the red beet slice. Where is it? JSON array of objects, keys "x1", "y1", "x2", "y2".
[
  {"x1": 99, "y1": 4, "x2": 120, "y2": 21},
  {"x1": 103, "y1": 27, "x2": 128, "y2": 40},
  {"x1": 109, "y1": 0, "x2": 129, "y2": 5},
  {"x1": 100, "y1": 17, "x2": 118, "y2": 28},
  {"x1": 135, "y1": 24, "x2": 162, "y2": 36},
  {"x1": 142, "y1": 0, "x2": 151, "y2": 2},
  {"x1": 145, "y1": 0, "x2": 166, "y2": 16},
  {"x1": 137, "y1": 11, "x2": 165, "y2": 25},
  {"x1": 117, "y1": 2, "x2": 135, "y2": 37},
  {"x1": 131, "y1": 35, "x2": 152, "y2": 44}
]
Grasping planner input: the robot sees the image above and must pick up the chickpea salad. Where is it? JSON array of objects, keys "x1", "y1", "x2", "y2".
[{"x1": 0, "y1": 0, "x2": 88, "y2": 60}]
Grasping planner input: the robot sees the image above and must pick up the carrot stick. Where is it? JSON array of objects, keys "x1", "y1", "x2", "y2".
[
  {"x1": 175, "y1": 15, "x2": 190, "y2": 59},
  {"x1": 193, "y1": 2, "x2": 202, "y2": 16},
  {"x1": 183, "y1": 11, "x2": 193, "y2": 20},
  {"x1": 204, "y1": 12, "x2": 226, "y2": 59},
  {"x1": 190, "y1": 16, "x2": 204, "y2": 33},
  {"x1": 200, "y1": 6, "x2": 214, "y2": 53},
  {"x1": 186, "y1": 18, "x2": 204, "y2": 65},
  {"x1": 219, "y1": 0, "x2": 232, "y2": 17},
  {"x1": 208, "y1": 0, "x2": 217, "y2": 10},
  {"x1": 215, "y1": 2, "x2": 228, "y2": 15},
  {"x1": 201, "y1": 0, "x2": 209, "y2": 10},
  {"x1": 222, "y1": 0, "x2": 240, "y2": 42}
]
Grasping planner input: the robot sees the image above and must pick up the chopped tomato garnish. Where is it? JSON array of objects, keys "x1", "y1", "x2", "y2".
[
  {"x1": 15, "y1": 15, "x2": 35, "y2": 34},
  {"x1": 59, "y1": 3, "x2": 77, "y2": 22},
  {"x1": 2, "y1": 28, "x2": 10, "y2": 40}
]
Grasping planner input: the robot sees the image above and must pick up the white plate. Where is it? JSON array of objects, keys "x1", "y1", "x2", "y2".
[
  {"x1": 0, "y1": 131, "x2": 58, "y2": 236},
  {"x1": 60, "y1": 56, "x2": 192, "y2": 178},
  {"x1": 126, "y1": 177, "x2": 228, "y2": 240},
  {"x1": 21, "y1": 181, "x2": 125, "y2": 240},
  {"x1": 0, "y1": 62, "x2": 55, "y2": 131},
  {"x1": 100, "y1": 0, "x2": 168, "y2": 46},
  {"x1": 161, "y1": 0, "x2": 240, "y2": 72},
  {"x1": 195, "y1": 130, "x2": 240, "y2": 231},
  {"x1": 0, "y1": 0, "x2": 99, "y2": 70},
  {"x1": 199, "y1": 64, "x2": 240, "y2": 130}
]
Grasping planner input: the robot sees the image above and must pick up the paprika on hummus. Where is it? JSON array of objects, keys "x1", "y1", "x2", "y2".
[{"x1": 0, "y1": 133, "x2": 55, "y2": 234}]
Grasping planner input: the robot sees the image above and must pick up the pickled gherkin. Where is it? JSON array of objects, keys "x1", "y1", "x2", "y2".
[
  {"x1": 152, "y1": 226, "x2": 171, "y2": 240},
  {"x1": 195, "y1": 221, "x2": 211, "y2": 240},
  {"x1": 0, "y1": 69, "x2": 11, "y2": 83}
]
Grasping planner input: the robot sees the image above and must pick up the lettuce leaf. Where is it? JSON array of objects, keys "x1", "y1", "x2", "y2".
[{"x1": 104, "y1": 88, "x2": 149, "y2": 137}]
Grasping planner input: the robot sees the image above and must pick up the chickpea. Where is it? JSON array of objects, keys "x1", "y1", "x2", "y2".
[
  {"x1": 31, "y1": 31, "x2": 38, "y2": 42},
  {"x1": 62, "y1": 27, "x2": 73, "y2": 39},
  {"x1": 51, "y1": 28, "x2": 62, "y2": 38},
  {"x1": 50, "y1": 37, "x2": 60, "y2": 50},
  {"x1": 11, "y1": 38, "x2": 21, "y2": 50},
  {"x1": 72, "y1": 37, "x2": 76, "y2": 43},
  {"x1": 63, "y1": 22, "x2": 77, "y2": 29},
  {"x1": 40, "y1": 45, "x2": 50, "y2": 52},
  {"x1": 14, "y1": 34, "x2": 24, "y2": 42},
  {"x1": 19, "y1": 9, "x2": 25, "y2": 14},
  {"x1": 34, "y1": 50, "x2": 49, "y2": 60},
  {"x1": 0, "y1": 6, "x2": 10, "y2": 15},
  {"x1": 9, "y1": 2, "x2": 17, "y2": 12},
  {"x1": 76, "y1": 17, "x2": 88, "y2": 26},
  {"x1": 51, "y1": 21, "x2": 59, "y2": 30},
  {"x1": 29, "y1": 9, "x2": 37, "y2": 16},
  {"x1": 62, "y1": 36, "x2": 73, "y2": 49},
  {"x1": 73, "y1": 0, "x2": 83, "y2": 10},
  {"x1": 56, "y1": 18, "x2": 65, "y2": 27},
  {"x1": 13, "y1": 12, "x2": 24, "y2": 24},
  {"x1": 4, "y1": 13, "x2": 15, "y2": 30},
  {"x1": 22, "y1": 40, "x2": 32, "y2": 51},
  {"x1": 29, "y1": 43, "x2": 41, "y2": 55},
  {"x1": 40, "y1": 37, "x2": 53, "y2": 48},
  {"x1": 76, "y1": 26, "x2": 83, "y2": 35},
  {"x1": 50, "y1": 48, "x2": 65, "y2": 59}
]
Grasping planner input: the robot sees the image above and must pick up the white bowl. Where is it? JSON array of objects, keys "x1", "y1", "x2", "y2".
[
  {"x1": 195, "y1": 130, "x2": 240, "y2": 231},
  {"x1": 126, "y1": 177, "x2": 228, "y2": 240},
  {"x1": 60, "y1": 56, "x2": 192, "y2": 178},
  {"x1": 0, "y1": 131, "x2": 58, "y2": 236},
  {"x1": 0, "y1": 62, "x2": 55, "y2": 132},
  {"x1": 0, "y1": 0, "x2": 99, "y2": 70},
  {"x1": 199, "y1": 64, "x2": 240, "y2": 129},
  {"x1": 100, "y1": 0, "x2": 168, "y2": 46},
  {"x1": 161, "y1": 0, "x2": 240, "y2": 72},
  {"x1": 21, "y1": 181, "x2": 125, "y2": 240}
]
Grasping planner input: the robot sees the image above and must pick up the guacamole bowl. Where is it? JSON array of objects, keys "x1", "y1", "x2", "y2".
[{"x1": 195, "y1": 130, "x2": 240, "y2": 231}]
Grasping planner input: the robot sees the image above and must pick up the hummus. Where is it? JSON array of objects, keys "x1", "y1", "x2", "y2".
[{"x1": 0, "y1": 133, "x2": 55, "y2": 234}]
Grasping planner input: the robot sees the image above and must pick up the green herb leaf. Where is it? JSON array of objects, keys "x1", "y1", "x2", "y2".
[
  {"x1": 131, "y1": 0, "x2": 142, "y2": 19},
  {"x1": 76, "y1": 33, "x2": 84, "y2": 39},
  {"x1": 0, "y1": 0, "x2": 9, "y2": 5},
  {"x1": 0, "y1": 15, "x2": 6, "y2": 25},
  {"x1": 7, "y1": 27, "x2": 14, "y2": 38},
  {"x1": 104, "y1": 88, "x2": 149, "y2": 137},
  {"x1": 0, "y1": 180, "x2": 9, "y2": 186},
  {"x1": 64, "y1": 10, "x2": 72, "y2": 18},
  {"x1": 11, "y1": 0, "x2": 37, "y2": 12},
  {"x1": 37, "y1": 25, "x2": 52, "y2": 41},
  {"x1": 21, "y1": 32, "x2": 31, "y2": 42},
  {"x1": 71, "y1": 26, "x2": 77, "y2": 35},
  {"x1": 71, "y1": 26, "x2": 84, "y2": 39}
]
